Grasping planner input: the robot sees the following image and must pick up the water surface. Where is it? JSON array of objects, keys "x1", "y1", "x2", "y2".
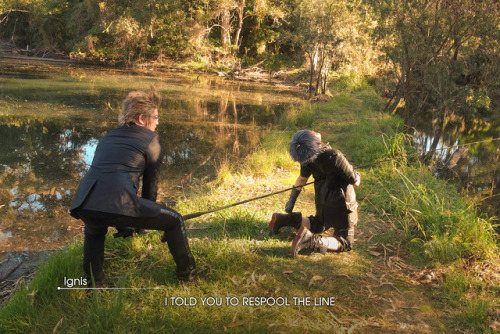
[
  {"x1": 398, "y1": 107, "x2": 499, "y2": 221},
  {"x1": 0, "y1": 58, "x2": 305, "y2": 253}
]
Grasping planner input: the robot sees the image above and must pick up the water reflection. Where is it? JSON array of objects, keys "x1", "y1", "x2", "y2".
[
  {"x1": 0, "y1": 58, "x2": 305, "y2": 251},
  {"x1": 400, "y1": 108, "x2": 499, "y2": 219}
]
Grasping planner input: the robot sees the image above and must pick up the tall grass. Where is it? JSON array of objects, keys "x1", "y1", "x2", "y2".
[
  {"x1": 0, "y1": 75, "x2": 497, "y2": 333},
  {"x1": 389, "y1": 168, "x2": 497, "y2": 263},
  {"x1": 352, "y1": 115, "x2": 498, "y2": 265}
]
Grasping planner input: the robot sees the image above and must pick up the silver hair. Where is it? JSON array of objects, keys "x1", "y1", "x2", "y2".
[{"x1": 289, "y1": 130, "x2": 322, "y2": 164}]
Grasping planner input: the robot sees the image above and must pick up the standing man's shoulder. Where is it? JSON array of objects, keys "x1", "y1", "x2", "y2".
[{"x1": 113, "y1": 123, "x2": 159, "y2": 141}]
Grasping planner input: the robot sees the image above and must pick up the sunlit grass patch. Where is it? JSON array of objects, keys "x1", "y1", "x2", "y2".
[
  {"x1": 354, "y1": 86, "x2": 383, "y2": 112},
  {"x1": 329, "y1": 75, "x2": 373, "y2": 93},
  {"x1": 0, "y1": 213, "x2": 374, "y2": 332},
  {"x1": 278, "y1": 104, "x2": 315, "y2": 129},
  {"x1": 1, "y1": 76, "x2": 498, "y2": 333}
]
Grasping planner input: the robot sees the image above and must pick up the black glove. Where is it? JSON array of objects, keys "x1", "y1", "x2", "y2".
[
  {"x1": 113, "y1": 227, "x2": 135, "y2": 238},
  {"x1": 113, "y1": 227, "x2": 148, "y2": 238},
  {"x1": 285, "y1": 188, "x2": 301, "y2": 213}
]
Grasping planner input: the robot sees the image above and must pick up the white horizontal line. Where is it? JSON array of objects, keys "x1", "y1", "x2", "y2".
[{"x1": 57, "y1": 287, "x2": 165, "y2": 290}]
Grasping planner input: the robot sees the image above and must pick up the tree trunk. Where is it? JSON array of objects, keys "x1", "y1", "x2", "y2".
[
  {"x1": 424, "y1": 111, "x2": 447, "y2": 163},
  {"x1": 308, "y1": 55, "x2": 315, "y2": 97},
  {"x1": 220, "y1": 8, "x2": 231, "y2": 51},
  {"x1": 384, "y1": 73, "x2": 405, "y2": 114},
  {"x1": 322, "y1": 61, "x2": 330, "y2": 94},
  {"x1": 315, "y1": 46, "x2": 326, "y2": 96},
  {"x1": 233, "y1": 0, "x2": 246, "y2": 53},
  {"x1": 308, "y1": 45, "x2": 319, "y2": 97}
]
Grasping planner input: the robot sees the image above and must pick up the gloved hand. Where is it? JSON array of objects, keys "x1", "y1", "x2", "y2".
[
  {"x1": 113, "y1": 227, "x2": 135, "y2": 238},
  {"x1": 113, "y1": 227, "x2": 148, "y2": 238},
  {"x1": 285, "y1": 188, "x2": 301, "y2": 213}
]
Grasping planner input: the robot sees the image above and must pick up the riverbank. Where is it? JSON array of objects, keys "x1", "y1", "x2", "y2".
[
  {"x1": 0, "y1": 54, "x2": 307, "y2": 302},
  {"x1": 0, "y1": 51, "x2": 308, "y2": 92},
  {"x1": 0, "y1": 78, "x2": 498, "y2": 332}
]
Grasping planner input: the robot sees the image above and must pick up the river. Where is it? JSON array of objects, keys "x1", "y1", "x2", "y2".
[
  {"x1": 0, "y1": 57, "x2": 305, "y2": 257},
  {"x1": 398, "y1": 104, "x2": 499, "y2": 223}
]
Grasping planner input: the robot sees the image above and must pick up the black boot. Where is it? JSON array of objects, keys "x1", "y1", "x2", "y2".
[
  {"x1": 290, "y1": 226, "x2": 328, "y2": 258},
  {"x1": 161, "y1": 223, "x2": 196, "y2": 281},
  {"x1": 268, "y1": 212, "x2": 302, "y2": 234}
]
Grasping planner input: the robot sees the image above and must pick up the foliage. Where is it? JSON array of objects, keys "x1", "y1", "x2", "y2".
[
  {"x1": 368, "y1": 0, "x2": 500, "y2": 156},
  {"x1": 278, "y1": 0, "x2": 378, "y2": 96},
  {"x1": 0, "y1": 0, "x2": 381, "y2": 74},
  {"x1": 0, "y1": 0, "x2": 285, "y2": 64}
]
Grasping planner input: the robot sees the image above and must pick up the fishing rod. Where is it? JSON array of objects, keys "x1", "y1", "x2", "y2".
[
  {"x1": 182, "y1": 136, "x2": 500, "y2": 221},
  {"x1": 182, "y1": 181, "x2": 315, "y2": 220},
  {"x1": 182, "y1": 159, "x2": 387, "y2": 220}
]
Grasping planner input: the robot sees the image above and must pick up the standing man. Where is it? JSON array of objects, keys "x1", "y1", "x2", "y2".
[
  {"x1": 70, "y1": 86, "x2": 196, "y2": 283},
  {"x1": 268, "y1": 130, "x2": 360, "y2": 257}
]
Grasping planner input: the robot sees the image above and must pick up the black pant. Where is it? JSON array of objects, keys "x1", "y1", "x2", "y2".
[
  {"x1": 78, "y1": 207, "x2": 196, "y2": 282},
  {"x1": 309, "y1": 205, "x2": 357, "y2": 252}
]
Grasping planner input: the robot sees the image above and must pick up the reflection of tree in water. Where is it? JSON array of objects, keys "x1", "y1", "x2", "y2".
[
  {"x1": 154, "y1": 85, "x2": 275, "y2": 192},
  {"x1": 403, "y1": 109, "x2": 499, "y2": 218},
  {"x1": 0, "y1": 117, "x2": 101, "y2": 212},
  {"x1": 156, "y1": 95, "x2": 265, "y2": 194},
  {"x1": 0, "y1": 117, "x2": 105, "y2": 251}
]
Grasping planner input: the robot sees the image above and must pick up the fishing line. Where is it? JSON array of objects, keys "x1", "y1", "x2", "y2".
[
  {"x1": 182, "y1": 160, "x2": 382, "y2": 220},
  {"x1": 182, "y1": 182, "x2": 315, "y2": 220},
  {"x1": 182, "y1": 136, "x2": 500, "y2": 220}
]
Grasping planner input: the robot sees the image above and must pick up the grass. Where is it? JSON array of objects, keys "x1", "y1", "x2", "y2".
[{"x1": 0, "y1": 76, "x2": 498, "y2": 333}]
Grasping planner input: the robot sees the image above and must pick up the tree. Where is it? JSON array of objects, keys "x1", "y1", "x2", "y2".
[
  {"x1": 183, "y1": 0, "x2": 282, "y2": 64},
  {"x1": 282, "y1": 0, "x2": 362, "y2": 97},
  {"x1": 370, "y1": 0, "x2": 500, "y2": 159}
]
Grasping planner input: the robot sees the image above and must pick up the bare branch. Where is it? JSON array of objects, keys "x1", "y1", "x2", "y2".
[{"x1": 1, "y1": 9, "x2": 28, "y2": 25}]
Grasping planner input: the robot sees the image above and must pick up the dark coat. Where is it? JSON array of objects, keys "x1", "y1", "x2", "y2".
[
  {"x1": 70, "y1": 123, "x2": 162, "y2": 219},
  {"x1": 300, "y1": 149, "x2": 359, "y2": 227}
]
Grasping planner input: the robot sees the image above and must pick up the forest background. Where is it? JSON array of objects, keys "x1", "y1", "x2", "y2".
[{"x1": 2, "y1": 0, "x2": 499, "y2": 109}]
